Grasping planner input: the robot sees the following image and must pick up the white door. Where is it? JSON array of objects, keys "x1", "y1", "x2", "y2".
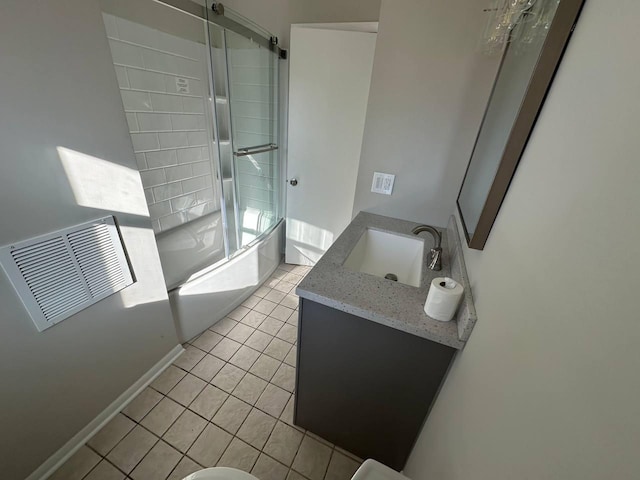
[{"x1": 285, "y1": 24, "x2": 377, "y2": 265}]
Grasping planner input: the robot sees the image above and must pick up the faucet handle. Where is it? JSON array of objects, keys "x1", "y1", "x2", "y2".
[{"x1": 429, "y1": 247, "x2": 442, "y2": 271}]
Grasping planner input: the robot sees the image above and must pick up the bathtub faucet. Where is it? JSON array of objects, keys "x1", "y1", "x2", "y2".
[{"x1": 411, "y1": 225, "x2": 442, "y2": 271}]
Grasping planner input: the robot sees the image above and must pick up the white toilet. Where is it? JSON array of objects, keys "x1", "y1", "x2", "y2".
[
  {"x1": 183, "y1": 459, "x2": 410, "y2": 480},
  {"x1": 183, "y1": 467, "x2": 258, "y2": 480}
]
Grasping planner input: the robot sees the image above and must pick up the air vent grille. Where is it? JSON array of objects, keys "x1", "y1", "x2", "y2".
[{"x1": 0, "y1": 216, "x2": 134, "y2": 332}]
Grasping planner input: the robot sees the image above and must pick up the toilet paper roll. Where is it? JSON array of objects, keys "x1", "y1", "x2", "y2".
[{"x1": 424, "y1": 277, "x2": 464, "y2": 322}]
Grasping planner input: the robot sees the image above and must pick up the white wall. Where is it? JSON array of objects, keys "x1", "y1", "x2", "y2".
[
  {"x1": 352, "y1": 0, "x2": 500, "y2": 227},
  {"x1": 215, "y1": 0, "x2": 381, "y2": 47},
  {"x1": 405, "y1": 1, "x2": 640, "y2": 478},
  {"x1": 0, "y1": 1, "x2": 179, "y2": 478}
]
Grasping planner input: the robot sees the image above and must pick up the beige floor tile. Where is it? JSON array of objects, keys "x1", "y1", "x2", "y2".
[
  {"x1": 189, "y1": 384, "x2": 228, "y2": 420},
  {"x1": 306, "y1": 431, "x2": 333, "y2": 447},
  {"x1": 150, "y1": 365, "x2": 186, "y2": 394},
  {"x1": 273, "y1": 281, "x2": 295, "y2": 294},
  {"x1": 187, "y1": 423, "x2": 232, "y2": 467},
  {"x1": 88, "y1": 413, "x2": 135, "y2": 456},
  {"x1": 192, "y1": 330, "x2": 223, "y2": 352},
  {"x1": 333, "y1": 446, "x2": 363, "y2": 463},
  {"x1": 286, "y1": 312, "x2": 299, "y2": 327},
  {"x1": 279, "y1": 395, "x2": 296, "y2": 428},
  {"x1": 233, "y1": 373, "x2": 268, "y2": 405},
  {"x1": 278, "y1": 263, "x2": 295, "y2": 272},
  {"x1": 280, "y1": 294, "x2": 299, "y2": 310},
  {"x1": 271, "y1": 363, "x2": 296, "y2": 393},
  {"x1": 140, "y1": 397, "x2": 184, "y2": 436},
  {"x1": 291, "y1": 435, "x2": 332, "y2": 480},
  {"x1": 227, "y1": 305, "x2": 251, "y2": 321},
  {"x1": 263, "y1": 421, "x2": 304, "y2": 466},
  {"x1": 167, "y1": 456, "x2": 203, "y2": 480},
  {"x1": 283, "y1": 346, "x2": 297, "y2": 367},
  {"x1": 211, "y1": 338, "x2": 242, "y2": 361},
  {"x1": 272, "y1": 268, "x2": 288, "y2": 279},
  {"x1": 107, "y1": 425, "x2": 158, "y2": 474},
  {"x1": 245, "y1": 330, "x2": 273, "y2": 352},
  {"x1": 84, "y1": 460, "x2": 125, "y2": 480},
  {"x1": 191, "y1": 354, "x2": 225, "y2": 382},
  {"x1": 254, "y1": 286, "x2": 271, "y2": 298},
  {"x1": 283, "y1": 273, "x2": 303, "y2": 285},
  {"x1": 211, "y1": 363, "x2": 246, "y2": 392},
  {"x1": 291, "y1": 265, "x2": 310, "y2": 275},
  {"x1": 254, "y1": 298, "x2": 278, "y2": 315},
  {"x1": 270, "y1": 305, "x2": 294, "y2": 322},
  {"x1": 50, "y1": 446, "x2": 101, "y2": 480},
  {"x1": 209, "y1": 317, "x2": 238, "y2": 336},
  {"x1": 286, "y1": 470, "x2": 308, "y2": 480},
  {"x1": 212, "y1": 395, "x2": 252, "y2": 434},
  {"x1": 241, "y1": 295, "x2": 261, "y2": 309},
  {"x1": 216, "y1": 438, "x2": 260, "y2": 472},
  {"x1": 249, "y1": 354, "x2": 280, "y2": 381},
  {"x1": 276, "y1": 324, "x2": 298, "y2": 344},
  {"x1": 122, "y1": 387, "x2": 163, "y2": 422},
  {"x1": 227, "y1": 323, "x2": 255, "y2": 343},
  {"x1": 167, "y1": 373, "x2": 206, "y2": 406},
  {"x1": 264, "y1": 338, "x2": 291, "y2": 361},
  {"x1": 264, "y1": 277, "x2": 281, "y2": 288},
  {"x1": 324, "y1": 451, "x2": 361, "y2": 480},
  {"x1": 241, "y1": 310, "x2": 267, "y2": 328},
  {"x1": 237, "y1": 408, "x2": 277, "y2": 450},
  {"x1": 265, "y1": 289, "x2": 286, "y2": 303},
  {"x1": 251, "y1": 453, "x2": 289, "y2": 480},
  {"x1": 256, "y1": 383, "x2": 291, "y2": 418},
  {"x1": 130, "y1": 440, "x2": 181, "y2": 480},
  {"x1": 258, "y1": 317, "x2": 285, "y2": 336},
  {"x1": 173, "y1": 346, "x2": 206, "y2": 371},
  {"x1": 163, "y1": 409, "x2": 207, "y2": 453},
  {"x1": 229, "y1": 345, "x2": 260, "y2": 370}
]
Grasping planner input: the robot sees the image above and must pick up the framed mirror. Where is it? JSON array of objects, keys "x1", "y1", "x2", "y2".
[{"x1": 457, "y1": 0, "x2": 585, "y2": 250}]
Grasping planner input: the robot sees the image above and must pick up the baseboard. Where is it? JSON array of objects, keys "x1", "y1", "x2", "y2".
[{"x1": 26, "y1": 344, "x2": 185, "y2": 480}]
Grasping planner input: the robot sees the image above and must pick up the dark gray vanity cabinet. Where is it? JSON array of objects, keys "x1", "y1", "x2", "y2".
[{"x1": 294, "y1": 299, "x2": 456, "y2": 470}]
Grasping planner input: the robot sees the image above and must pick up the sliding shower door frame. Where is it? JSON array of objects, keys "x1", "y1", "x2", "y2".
[{"x1": 155, "y1": 0, "x2": 285, "y2": 57}]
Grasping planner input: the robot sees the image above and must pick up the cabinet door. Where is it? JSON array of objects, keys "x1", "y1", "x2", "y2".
[{"x1": 295, "y1": 299, "x2": 455, "y2": 470}]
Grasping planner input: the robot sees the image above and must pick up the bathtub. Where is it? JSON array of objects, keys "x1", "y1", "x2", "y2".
[{"x1": 157, "y1": 214, "x2": 283, "y2": 342}]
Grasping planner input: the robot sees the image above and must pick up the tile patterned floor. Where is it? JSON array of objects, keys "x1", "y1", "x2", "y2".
[{"x1": 50, "y1": 262, "x2": 362, "y2": 480}]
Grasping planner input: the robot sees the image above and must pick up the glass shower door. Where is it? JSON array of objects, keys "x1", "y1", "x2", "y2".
[
  {"x1": 226, "y1": 30, "x2": 280, "y2": 248},
  {"x1": 206, "y1": 8, "x2": 281, "y2": 253}
]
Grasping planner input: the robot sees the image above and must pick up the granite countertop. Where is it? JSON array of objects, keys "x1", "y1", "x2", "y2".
[{"x1": 296, "y1": 212, "x2": 473, "y2": 350}]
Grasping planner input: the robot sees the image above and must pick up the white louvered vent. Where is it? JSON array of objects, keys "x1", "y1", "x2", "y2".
[{"x1": 0, "y1": 216, "x2": 134, "y2": 332}]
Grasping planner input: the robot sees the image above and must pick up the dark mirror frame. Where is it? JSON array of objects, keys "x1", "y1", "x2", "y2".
[{"x1": 457, "y1": 0, "x2": 585, "y2": 250}]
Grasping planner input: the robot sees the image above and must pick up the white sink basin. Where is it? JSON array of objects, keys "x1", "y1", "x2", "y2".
[{"x1": 343, "y1": 228, "x2": 424, "y2": 287}]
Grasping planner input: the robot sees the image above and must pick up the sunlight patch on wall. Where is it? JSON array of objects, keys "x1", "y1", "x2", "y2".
[{"x1": 58, "y1": 146, "x2": 149, "y2": 217}]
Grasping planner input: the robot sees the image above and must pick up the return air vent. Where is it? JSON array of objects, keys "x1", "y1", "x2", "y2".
[{"x1": 0, "y1": 216, "x2": 134, "y2": 332}]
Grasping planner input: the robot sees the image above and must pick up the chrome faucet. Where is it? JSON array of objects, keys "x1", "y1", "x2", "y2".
[{"x1": 411, "y1": 225, "x2": 442, "y2": 271}]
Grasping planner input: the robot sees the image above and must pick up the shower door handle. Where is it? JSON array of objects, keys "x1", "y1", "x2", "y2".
[
  {"x1": 288, "y1": 178, "x2": 298, "y2": 186},
  {"x1": 234, "y1": 143, "x2": 278, "y2": 157}
]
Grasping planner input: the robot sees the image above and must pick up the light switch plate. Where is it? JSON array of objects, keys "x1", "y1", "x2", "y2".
[{"x1": 371, "y1": 172, "x2": 395, "y2": 195}]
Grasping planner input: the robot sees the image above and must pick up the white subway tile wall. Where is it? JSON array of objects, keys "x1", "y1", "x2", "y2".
[{"x1": 102, "y1": 13, "x2": 219, "y2": 234}]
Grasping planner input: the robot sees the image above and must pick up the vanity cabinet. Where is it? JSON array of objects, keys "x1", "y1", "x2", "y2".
[{"x1": 294, "y1": 299, "x2": 456, "y2": 470}]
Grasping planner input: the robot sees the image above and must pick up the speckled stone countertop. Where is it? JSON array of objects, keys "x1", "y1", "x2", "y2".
[{"x1": 296, "y1": 212, "x2": 470, "y2": 349}]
